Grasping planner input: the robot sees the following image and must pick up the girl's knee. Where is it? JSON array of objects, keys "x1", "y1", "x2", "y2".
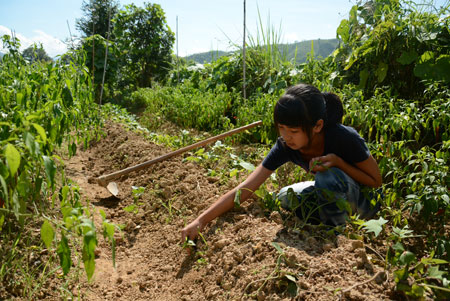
[
  {"x1": 314, "y1": 167, "x2": 348, "y2": 191},
  {"x1": 277, "y1": 181, "x2": 315, "y2": 210}
]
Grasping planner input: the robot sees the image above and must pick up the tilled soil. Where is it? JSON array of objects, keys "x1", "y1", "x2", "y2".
[{"x1": 65, "y1": 121, "x2": 395, "y2": 300}]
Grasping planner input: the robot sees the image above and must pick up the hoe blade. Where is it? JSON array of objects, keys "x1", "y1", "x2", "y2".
[{"x1": 107, "y1": 182, "x2": 119, "y2": 197}]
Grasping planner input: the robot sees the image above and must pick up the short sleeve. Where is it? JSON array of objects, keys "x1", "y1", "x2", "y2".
[
  {"x1": 338, "y1": 126, "x2": 370, "y2": 163},
  {"x1": 262, "y1": 138, "x2": 289, "y2": 171},
  {"x1": 324, "y1": 124, "x2": 371, "y2": 165},
  {"x1": 349, "y1": 134, "x2": 370, "y2": 163}
]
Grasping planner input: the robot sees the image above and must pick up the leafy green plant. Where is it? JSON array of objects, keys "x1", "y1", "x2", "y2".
[
  {"x1": 99, "y1": 209, "x2": 118, "y2": 268},
  {"x1": 387, "y1": 241, "x2": 450, "y2": 298},
  {"x1": 123, "y1": 186, "x2": 146, "y2": 214},
  {"x1": 243, "y1": 242, "x2": 300, "y2": 298},
  {"x1": 85, "y1": 2, "x2": 450, "y2": 298},
  {"x1": 133, "y1": 82, "x2": 235, "y2": 132},
  {"x1": 333, "y1": 0, "x2": 450, "y2": 99},
  {"x1": 131, "y1": 186, "x2": 145, "y2": 203},
  {"x1": 0, "y1": 34, "x2": 114, "y2": 297},
  {"x1": 360, "y1": 217, "x2": 388, "y2": 237}
]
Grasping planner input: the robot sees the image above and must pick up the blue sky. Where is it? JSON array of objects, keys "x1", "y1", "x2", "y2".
[{"x1": 0, "y1": 0, "x2": 448, "y2": 57}]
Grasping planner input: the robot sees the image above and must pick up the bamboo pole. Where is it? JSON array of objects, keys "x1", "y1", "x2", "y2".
[
  {"x1": 99, "y1": 2, "x2": 112, "y2": 105},
  {"x1": 243, "y1": 0, "x2": 247, "y2": 99}
]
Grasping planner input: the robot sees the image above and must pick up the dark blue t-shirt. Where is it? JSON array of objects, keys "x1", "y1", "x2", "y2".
[{"x1": 262, "y1": 124, "x2": 370, "y2": 172}]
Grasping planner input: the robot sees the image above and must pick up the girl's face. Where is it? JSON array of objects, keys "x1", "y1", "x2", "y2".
[{"x1": 277, "y1": 124, "x2": 309, "y2": 150}]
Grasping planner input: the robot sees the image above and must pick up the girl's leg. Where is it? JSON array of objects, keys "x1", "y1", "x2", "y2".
[
  {"x1": 314, "y1": 167, "x2": 380, "y2": 226},
  {"x1": 277, "y1": 181, "x2": 314, "y2": 210},
  {"x1": 277, "y1": 181, "x2": 322, "y2": 224},
  {"x1": 313, "y1": 167, "x2": 358, "y2": 226},
  {"x1": 277, "y1": 168, "x2": 380, "y2": 226},
  {"x1": 276, "y1": 169, "x2": 357, "y2": 226}
]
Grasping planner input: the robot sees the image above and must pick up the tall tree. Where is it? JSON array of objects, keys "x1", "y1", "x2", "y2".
[
  {"x1": 22, "y1": 44, "x2": 52, "y2": 63},
  {"x1": 114, "y1": 2, "x2": 175, "y2": 88},
  {"x1": 76, "y1": 0, "x2": 119, "y2": 38}
]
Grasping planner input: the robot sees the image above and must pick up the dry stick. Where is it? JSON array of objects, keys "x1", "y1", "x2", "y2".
[
  {"x1": 240, "y1": 253, "x2": 334, "y2": 299},
  {"x1": 364, "y1": 245, "x2": 390, "y2": 285},
  {"x1": 242, "y1": 242, "x2": 386, "y2": 299},
  {"x1": 11, "y1": 30, "x2": 19, "y2": 66},
  {"x1": 339, "y1": 271, "x2": 384, "y2": 298},
  {"x1": 241, "y1": 252, "x2": 309, "y2": 299},
  {"x1": 66, "y1": 20, "x2": 75, "y2": 49},
  {"x1": 241, "y1": 276, "x2": 280, "y2": 300},
  {"x1": 99, "y1": 2, "x2": 112, "y2": 105},
  {"x1": 365, "y1": 245, "x2": 384, "y2": 261},
  {"x1": 92, "y1": 17, "x2": 95, "y2": 90},
  {"x1": 242, "y1": 0, "x2": 246, "y2": 99},
  {"x1": 176, "y1": 15, "x2": 179, "y2": 84},
  {"x1": 241, "y1": 254, "x2": 282, "y2": 300}
]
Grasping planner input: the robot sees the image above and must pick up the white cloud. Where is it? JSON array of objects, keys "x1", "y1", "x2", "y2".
[
  {"x1": 284, "y1": 32, "x2": 300, "y2": 43},
  {"x1": 0, "y1": 25, "x2": 67, "y2": 58},
  {"x1": 0, "y1": 25, "x2": 10, "y2": 35},
  {"x1": 29, "y1": 30, "x2": 68, "y2": 58}
]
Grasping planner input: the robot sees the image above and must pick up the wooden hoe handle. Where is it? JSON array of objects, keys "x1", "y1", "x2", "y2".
[{"x1": 97, "y1": 120, "x2": 263, "y2": 186}]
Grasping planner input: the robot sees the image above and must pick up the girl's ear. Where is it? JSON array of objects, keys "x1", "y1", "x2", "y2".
[{"x1": 313, "y1": 119, "x2": 324, "y2": 133}]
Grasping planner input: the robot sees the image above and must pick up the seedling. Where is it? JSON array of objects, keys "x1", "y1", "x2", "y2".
[
  {"x1": 158, "y1": 197, "x2": 182, "y2": 222},
  {"x1": 131, "y1": 186, "x2": 145, "y2": 203},
  {"x1": 196, "y1": 256, "x2": 208, "y2": 266},
  {"x1": 99, "y1": 209, "x2": 119, "y2": 268},
  {"x1": 124, "y1": 186, "x2": 146, "y2": 214},
  {"x1": 123, "y1": 204, "x2": 137, "y2": 215},
  {"x1": 181, "y1": 237, "x2": 197, "y2": 249},
  {"x1": 198, "y1": 232, "x2": 208, "y2": 247},
  {"x1": 243, "y1": 242, "x2": 299, "y2": 298}
]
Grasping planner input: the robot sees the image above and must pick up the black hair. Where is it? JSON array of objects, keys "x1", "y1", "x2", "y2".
[{"x1": 273, "y1": 84, "x2": 344, "y2": 138}]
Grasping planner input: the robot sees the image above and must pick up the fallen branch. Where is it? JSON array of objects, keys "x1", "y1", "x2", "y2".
[
  {"x1": 364, "y1": 245, "x2": 384, "y2": 261},
  {"x1": 340, "y1": 271, "x2": 384, "y2": 299}
]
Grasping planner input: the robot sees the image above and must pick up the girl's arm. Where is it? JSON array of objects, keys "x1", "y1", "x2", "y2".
[
  {"x1": 310, "y1": 154, "x2": 382, "y2": 188},
  {"x1": 181, "y1": 164, "x2": 273, "y2": 242}
]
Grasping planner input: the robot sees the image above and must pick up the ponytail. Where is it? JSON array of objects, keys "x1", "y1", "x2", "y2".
[
  {"x1": 322, "y1": 92, "x2": 343, "y2": 127},
  {"x1": 274, "y1": 84, "x2": 344, "y2": 138}
]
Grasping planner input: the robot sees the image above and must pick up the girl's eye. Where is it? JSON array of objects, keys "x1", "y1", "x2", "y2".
[{"x1": 278, "y1": 125, "x2": 300, "y2": 134}]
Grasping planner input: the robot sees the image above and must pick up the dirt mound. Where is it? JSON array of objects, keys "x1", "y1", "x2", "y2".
[{"x1": 64, "y1": 121, "x2": 394, "y2": 300}]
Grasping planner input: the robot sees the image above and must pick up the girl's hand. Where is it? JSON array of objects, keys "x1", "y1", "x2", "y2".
[
  {"x1": 309, "y1": 153, "x2": 342, "y2": 172},
  {"x1": 181, "y1": 219, "x2": 204, "y2": 245}
]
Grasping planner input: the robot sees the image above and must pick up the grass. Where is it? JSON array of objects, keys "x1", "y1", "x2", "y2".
[{"x1": 0, "y1": 217, "x2": 72, "y2": 299}]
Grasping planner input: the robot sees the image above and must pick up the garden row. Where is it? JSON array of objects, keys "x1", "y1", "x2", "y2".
[
  {"x1": 127, "y1": 1, "x2": 449, "y2": 297},
  {"x1": 134, "y1": 61, "x2": 450, "y2": 300},
  {"x1": 0, "y1": 35, "x2": 115, "y2": 297}
]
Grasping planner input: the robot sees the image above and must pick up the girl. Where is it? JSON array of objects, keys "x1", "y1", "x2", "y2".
[{"x1": 181, "y1": 83, "x2": 382, "y2": 242}]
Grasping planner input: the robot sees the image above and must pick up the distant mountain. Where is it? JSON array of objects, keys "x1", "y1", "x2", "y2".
[
  {"x1": 183, "y1": 38, "x2": 339, "y2": 64},
  {"x1": 184, "y1": 50, "x2": 230, "y2": 64},
  {"x1": 282, "y1": 38, "x2": 339, "y2": 63}
]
